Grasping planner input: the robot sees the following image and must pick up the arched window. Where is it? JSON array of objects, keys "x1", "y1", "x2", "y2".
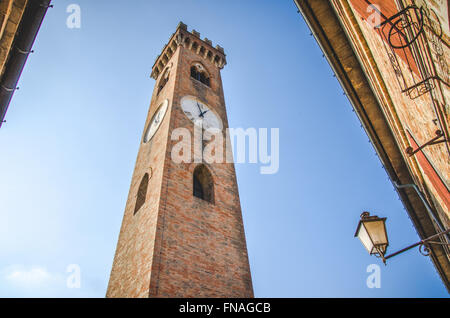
[
  {"x1": 190, "y1": 63, "x2": 210, "y2": 87},
  {"x1": 157, "y1": 68, "x2": 170, "y2": 95},
  {"x1": 134, "y1": 173, "x2": 149, "y2": 214},
  {"x1": 193, "y1": 164, "x2": 214, "y2": 203}
]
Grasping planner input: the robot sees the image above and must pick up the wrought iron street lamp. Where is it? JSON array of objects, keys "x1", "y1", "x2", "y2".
[
  {"x1": 355, "y1": 211, "x2": 450, "y2": 264},
  {"x1": 354, "y1": 212, "x2": 389, "y2": 262}
]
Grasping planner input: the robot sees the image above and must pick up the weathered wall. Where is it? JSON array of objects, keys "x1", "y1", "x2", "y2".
[{"x1": 333, "y1": 0, "x2": 449, "y2": 229}]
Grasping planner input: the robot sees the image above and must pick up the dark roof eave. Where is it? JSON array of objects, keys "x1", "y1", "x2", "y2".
[{"x1": 0, "y1": 0, "x2": 52, "y2": 128}]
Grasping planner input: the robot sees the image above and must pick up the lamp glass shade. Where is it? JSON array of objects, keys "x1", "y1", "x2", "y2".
[
  {"x1": 364, "y1": 219, "x2": 388, "y2": 254},
  {"x1": 355, "y1": 217, "x2": 388, "y2": 255},
  {"x1": 356, "y1": 221, "x2": 373, "y2": 254}
]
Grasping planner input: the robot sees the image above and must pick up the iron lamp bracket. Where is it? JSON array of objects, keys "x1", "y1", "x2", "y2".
[
  {"x1": 376, "y1": 228, "x2": 450, "y2": 265},
  {"x1": 405, "y1": 130, "x2": 446, "y2": 156}
]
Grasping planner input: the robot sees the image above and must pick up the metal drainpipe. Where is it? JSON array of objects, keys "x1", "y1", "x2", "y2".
[{"x1": 393, "y1": 181, "x2": 449, "y2": 240}]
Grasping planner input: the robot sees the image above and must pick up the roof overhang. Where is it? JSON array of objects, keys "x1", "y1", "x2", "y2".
[{"x1": 0, "y1": 0, "x2": 52, "y2": 128}]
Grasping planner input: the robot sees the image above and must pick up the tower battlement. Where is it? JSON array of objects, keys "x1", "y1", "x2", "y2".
[{"x1": 151, "y1": 21, "x2": 227, "y2": 79}]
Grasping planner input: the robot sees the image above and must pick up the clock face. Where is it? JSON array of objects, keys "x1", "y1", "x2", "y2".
[
  {"x1": 143, "y1": 99, "x2": 169, "y2": 143},
  {"x1": 180, "y1": 96, "x2": 222, "y2": 130}
]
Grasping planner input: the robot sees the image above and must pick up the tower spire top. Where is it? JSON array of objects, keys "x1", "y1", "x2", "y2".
[{"x1": 151, "y1": 22, "x2": 226, "y2": 79}]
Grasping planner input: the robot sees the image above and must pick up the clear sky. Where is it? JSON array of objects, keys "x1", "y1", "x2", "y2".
[{"x1": 0, "y1": 0, "x2": 448, "y2": 297}]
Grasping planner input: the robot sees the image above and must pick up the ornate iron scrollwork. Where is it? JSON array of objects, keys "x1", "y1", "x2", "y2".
[
  {"x1": 375, "y1": 3, "x2": 449, "y2": 99},
  {"x1": 383, "y1": 6, "x2": 424, "y2": 49},
  {"x1": 419, "y1": 243, "x2": 431, "y2": 256}
]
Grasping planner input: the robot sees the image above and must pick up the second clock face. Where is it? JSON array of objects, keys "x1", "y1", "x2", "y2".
[
  {"x1": 143, "y1": 99, "x2": 169, "y2": 143},
  {"x1": 180, "y1": 96, "x2": 222, "y2": 130}
]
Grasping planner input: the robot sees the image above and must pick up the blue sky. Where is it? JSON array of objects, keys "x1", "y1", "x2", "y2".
[{"x1": 0, "y1": 0, "x2": 448, "y2": 297}]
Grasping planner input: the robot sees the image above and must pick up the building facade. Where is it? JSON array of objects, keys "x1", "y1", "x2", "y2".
[
  {"x1": 107, "y1": 22, "x2": 254, "y2": 297},
  {"x1": 294, "y1": 0, "x2": 449, "y2": 291}
]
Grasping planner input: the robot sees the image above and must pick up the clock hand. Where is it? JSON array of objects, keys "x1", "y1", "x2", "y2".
[
  {"x1": 196, "y1": 102, "x2": 204, "y2": 118},
  {"x1": 200, "y1": 109, "x2": 209, "y2": 117}
]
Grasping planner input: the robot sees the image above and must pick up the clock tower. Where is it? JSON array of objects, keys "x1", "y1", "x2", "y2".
[{"x1": 106, "y1": 22, "x2": 254, "y2": 297}]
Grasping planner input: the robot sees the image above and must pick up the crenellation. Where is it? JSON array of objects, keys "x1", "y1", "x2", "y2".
[
  {"x1": 151, "y1": 22, "x2": 227, "y2": 79},
  {"x1": 177, "y1": 21, "x2": 187, "y2": 30},
  {"x1": 204, "y1": 38, "x2": 212, "y2": 46},
  {"x1": 215, "y1": 45, "x2": 224, "y2": 53}
]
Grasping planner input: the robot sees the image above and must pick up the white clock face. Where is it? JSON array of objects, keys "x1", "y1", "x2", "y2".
[
  {"x1": 143, "y1": 99, "x2": 169, "y2": 143},
  {"x1": 180, "y1": 96, "x2": 222, "y2": 130}
]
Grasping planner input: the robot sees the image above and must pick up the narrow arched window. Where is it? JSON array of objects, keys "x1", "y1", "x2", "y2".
[
  {"x1": 190, "y1": 63, "x2": 210, "y2": 87},
  {"x1": 134, "y1": 173, "x2": 149, "y2": 214},
  {"x1": 193, "y1": 164, "x2": 214, "y2": 203},
  {"x1": 193, "y1": 174, "x2": 204, "y2": 199}
]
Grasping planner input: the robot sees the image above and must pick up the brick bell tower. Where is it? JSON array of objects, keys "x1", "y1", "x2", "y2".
[{"x1": 106, "y1": 22, "x2": 254, "y2": 297}]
